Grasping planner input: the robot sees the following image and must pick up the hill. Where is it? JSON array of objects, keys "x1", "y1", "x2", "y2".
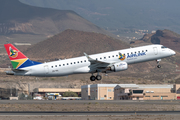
[
  {"x1": 134, "y1": 29, "x2": 180, "y2": 52},
  {"x1": 0, "y1": 0, "x2": 117, "y2": 44},
  {"x1": 23, "y1": 29, "x2": 129, "y2": 60}
]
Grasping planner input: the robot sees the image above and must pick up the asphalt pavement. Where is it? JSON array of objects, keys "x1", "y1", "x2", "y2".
[{"x1": 0, "y1": 111, "x2": 180, "y2": 116}]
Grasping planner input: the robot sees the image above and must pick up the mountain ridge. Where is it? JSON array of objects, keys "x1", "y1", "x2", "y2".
[
  {"x1": 0, "y1": 0, "x2": 118, "y2": 44},
  {"x1": 20, "y1": 0, "x2": 180, "y2": 34},
  {"x1": 137, "y1": 29, "x2": 180, "y2": 52},
  {"x1": 23, "y1": 29, "x2": 129, "y2": 60}
]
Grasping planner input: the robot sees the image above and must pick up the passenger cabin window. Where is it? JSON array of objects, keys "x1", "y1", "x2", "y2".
[
  {"x1": 63, "y1": 64, "x2": 65, "y2": 66},
  {"x1": 81, "y1": 61, "x2": 83, "y2": 63},
  {"x1": 108, "y1": 56, "x2": 110, "y2": 58},
  {"x1": 100, "y1": 57, "x2": 102, "y2": 59},
  {"x1": 84, "y1": 60, "x2": 86, "y2": 62},
  {"x1": 96, "y1": 58, "x2": 98, "y2": 60},
  {"x1": 112, "y1": 55, "x2": 114, "y2": 57},
  {"x1": 116, "y1": 55, "x2": 118, "y2": 57},
  {"x1": 71, "y1": 63, "x2": 72, "y2": 65},
  {"x1": 74, "y1": 62, "x2": 76, "y2": 64},
  {"x1": 146, "y1": 50, "x2": 148, "y2": 52},
  {"x1": 104, "y1": 57, "x2": 106, "y2": 59},
  {"x1": 55, "y1": 65, "x2": 57, "y2": 67},
  {"x1": 59, "y1": 65, "x2": 61, "y2": 67},
  {"x1": 77, "y1": 61, "x2": 79, "y2": 63},
  {"x1": 67, "y1": 63, "x2": 69, "y2": 65},
  {"x1": 51, "y1": 66, "x2": 53, "y2": 68},
  {"x1": 142, "y1": 50, "x2": 144, "y2": 52}
]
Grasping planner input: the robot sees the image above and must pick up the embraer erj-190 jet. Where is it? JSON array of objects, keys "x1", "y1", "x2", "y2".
[{"x1": 4, "y1": 43, "x2": 175, "y2": 81}]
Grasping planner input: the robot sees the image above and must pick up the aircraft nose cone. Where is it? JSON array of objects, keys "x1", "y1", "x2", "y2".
[{"x1": 171, "y1": 50, "x2": 176, "y2": 55}]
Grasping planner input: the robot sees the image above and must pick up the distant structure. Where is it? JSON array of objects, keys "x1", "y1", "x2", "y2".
[
  {"x1": 33, "y1": 88, "x2": 81, "y2": 100},
  {"x1": 14, "y1": 42, "x2": 31, "y2": 46},
  {"x1": 151, "y1": 30, "x2": 156, "y2": 33},
  {"x1": 81, "y1": 84, "x2": 180, "y2": 100}
]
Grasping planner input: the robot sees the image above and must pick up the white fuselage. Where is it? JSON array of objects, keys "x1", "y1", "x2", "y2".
[{"x1": 14, "y1": 44, "x2": 175, "y2": 76}]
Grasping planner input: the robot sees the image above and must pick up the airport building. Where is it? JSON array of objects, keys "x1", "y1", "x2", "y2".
[
  {"x1": 81, "y1": 84, "x2": 139, "y2": 100},
  {"x1": 33, "y1": 88, "x2": 81, "y2": 100},
  {"x1": 81, "y1": 84, "x2": 180, "y2": 100}
]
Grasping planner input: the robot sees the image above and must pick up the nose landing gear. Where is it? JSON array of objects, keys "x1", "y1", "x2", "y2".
[
  {"x1": 156, "y1": 59, "x2": 161, "y2": 68},
  {"x1": 157, "y1": 65, "x2": 161, "y2": 68}
]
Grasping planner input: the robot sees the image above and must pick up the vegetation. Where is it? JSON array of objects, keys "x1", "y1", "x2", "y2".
[{"x1": 62, "y1": 91, "x2": 78, "y2": 97}]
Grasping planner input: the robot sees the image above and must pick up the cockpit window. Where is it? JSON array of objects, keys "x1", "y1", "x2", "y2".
[{"x1": 161, "y1": 46, "x2": 167, "y2": 49}]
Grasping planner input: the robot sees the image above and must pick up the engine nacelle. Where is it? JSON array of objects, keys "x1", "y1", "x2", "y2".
[{"x1": 110, "y1": 62, "x2": 128, "y2": 72}]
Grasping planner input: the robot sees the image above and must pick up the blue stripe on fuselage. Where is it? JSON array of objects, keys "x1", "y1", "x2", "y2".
[{"x1": 18, "y1": 59, "x2": 42, "y2": 69}]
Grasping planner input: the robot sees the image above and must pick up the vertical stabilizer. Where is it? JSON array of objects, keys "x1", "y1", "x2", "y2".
[{"x1": 4, "y1": 43, "x2": 41, "y2": 69}]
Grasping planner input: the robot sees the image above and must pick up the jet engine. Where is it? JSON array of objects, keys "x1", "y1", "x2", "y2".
[{"x1": 110, "y1": 62, "x2": 128, "y2": 72}]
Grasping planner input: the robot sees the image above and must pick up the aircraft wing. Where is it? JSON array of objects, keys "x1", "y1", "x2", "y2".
[{"x1": 84, "y1": 53, "x2": 113, "y2": 71}]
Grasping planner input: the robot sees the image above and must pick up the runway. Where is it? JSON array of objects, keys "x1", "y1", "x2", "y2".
[{"x1": 0, "y1": 111, "x2": 179, "y2": 116}]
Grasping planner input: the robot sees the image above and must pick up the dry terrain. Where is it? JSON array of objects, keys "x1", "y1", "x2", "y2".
[
  {"x1": 0, "y1": 102, "x2": 180, "y2": 111},
  {"x1": 0, "y1": 101, "x2": 180, "y2": 120}
]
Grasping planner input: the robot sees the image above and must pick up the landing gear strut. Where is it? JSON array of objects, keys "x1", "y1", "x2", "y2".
[
  {"x1": 90, "y1": 73, "x2": 102, "y2": 81},
  {"x1": 156, "y1": 59, "x2": 161, "y2": 68}
]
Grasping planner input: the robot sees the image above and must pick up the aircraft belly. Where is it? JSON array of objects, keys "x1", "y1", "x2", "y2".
[{"x1": 73, "y1": 66, "x2": 90, "y2": 74}]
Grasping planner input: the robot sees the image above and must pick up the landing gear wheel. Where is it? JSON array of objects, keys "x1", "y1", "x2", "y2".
[
  {"x1": 96, "y1": 75, "x2": 102, "y2": 81},
  {"x1": 90, "y1": 75, "x2": 96, "y2": 81},
  {"x1": 156, "y1": 59, "x2": 161, "y2": 68},
  {"x1": 157, "y1": 65, "x2": 161, "y2": 68}
]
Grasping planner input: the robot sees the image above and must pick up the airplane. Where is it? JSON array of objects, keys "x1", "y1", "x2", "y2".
[{"x1": 4, "y1": 43, "x2": 176, "y2": 81}]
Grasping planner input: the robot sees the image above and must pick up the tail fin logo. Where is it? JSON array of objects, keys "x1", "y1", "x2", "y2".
[{"x1": 9, "y1": 47, "x2": 18, "y2": 58}]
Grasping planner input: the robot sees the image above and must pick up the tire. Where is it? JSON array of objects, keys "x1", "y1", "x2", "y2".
[
  {"x1": 90, "y1": 76, "x2": 96, "y2": 81},
  {"x1": 157, "y1": 65, "x2": 161, "y2": 68},
  {"x1": 96, "y1": 75, "x2": 102, "y2": 81}
]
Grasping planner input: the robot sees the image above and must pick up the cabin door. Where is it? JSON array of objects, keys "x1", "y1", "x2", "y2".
[
  {"x1": 44, "y1": 65, "x2": 49, "y2": 74},
  {"x1": 153, "y1": 47, "x2": 158, "y2": 55}
]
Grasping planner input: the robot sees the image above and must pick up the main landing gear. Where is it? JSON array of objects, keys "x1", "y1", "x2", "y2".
[
  {"x1": 90, "y1": 74, "x2": 102, "y2": 81},
  {"x1": 156, "y1": 59, "x2": 161, "y2": 68}
]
